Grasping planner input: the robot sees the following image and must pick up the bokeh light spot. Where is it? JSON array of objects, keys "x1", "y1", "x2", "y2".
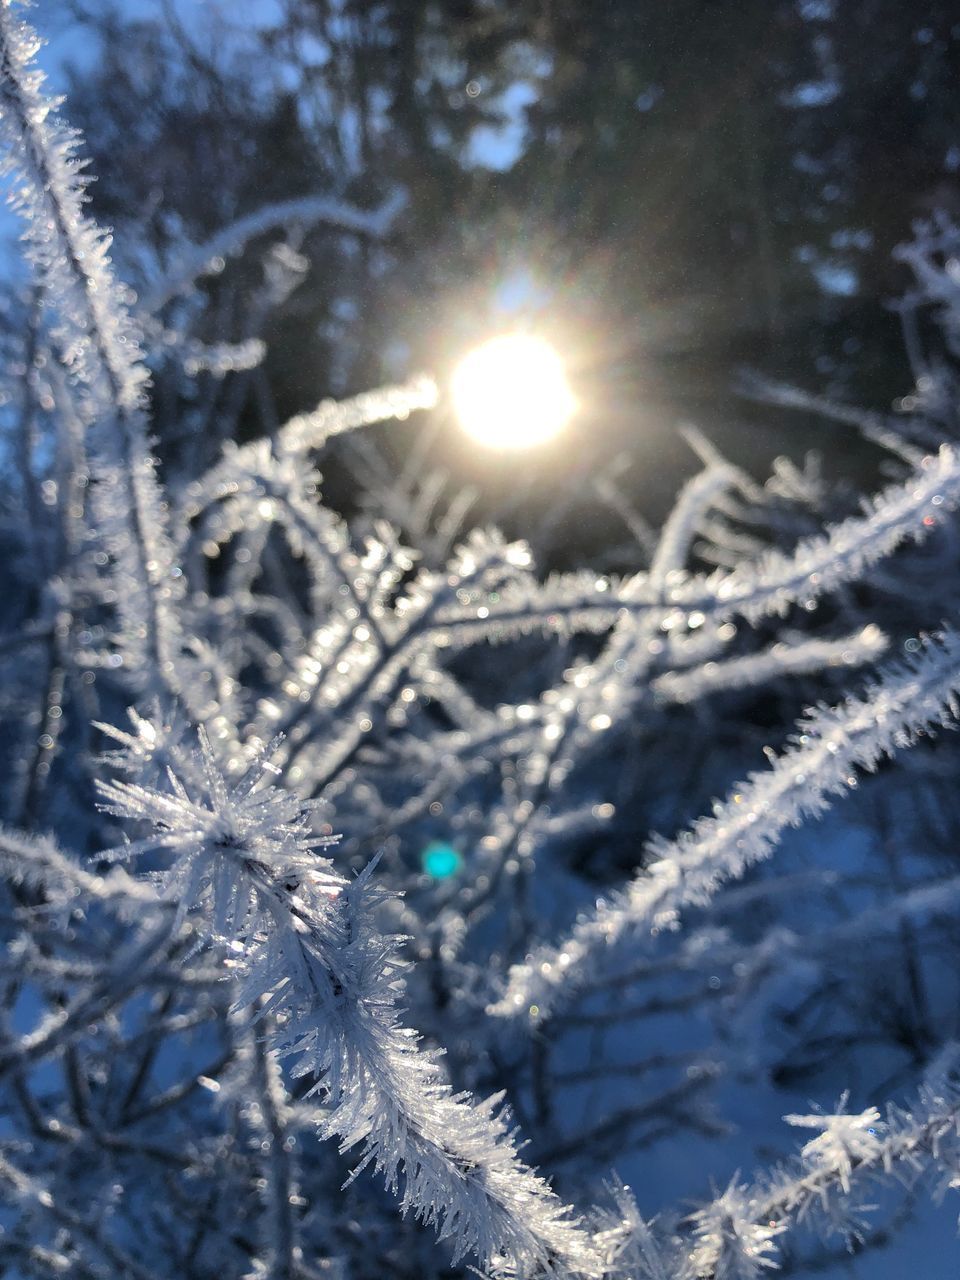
[{"x1": 422, "y1": 841, "x2": 463, "y2": 880}]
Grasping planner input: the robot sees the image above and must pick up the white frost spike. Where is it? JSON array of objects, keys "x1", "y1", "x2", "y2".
[
  {"x1": 592, "y1": 1181, "x2": 672, "y2": 1280},
  {"x1": 96, "y1": 728, "x2": 336, "y2": 937},
  {"x1": 687, "y1": 1182, "x2": 785, "y2": 1280},
  {"x1": 785, "y1": 1100, "x2": 884, "y2": 1193}
]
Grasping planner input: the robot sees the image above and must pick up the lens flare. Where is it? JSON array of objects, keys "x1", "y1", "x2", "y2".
[
  {"x1": 421, "y1": 842, "x2": 463, "y2": 880},
  {"x1": 451, "y1": 333, "x2": 576, "y2": 450}
]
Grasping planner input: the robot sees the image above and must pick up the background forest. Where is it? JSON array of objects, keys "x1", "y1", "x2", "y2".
[
  {"x1": 42, "y1": 0, "x2": 960, "y2": 509},
  {"x1": 3, "y1": 2, "x2": 960, "y2": 1279}
]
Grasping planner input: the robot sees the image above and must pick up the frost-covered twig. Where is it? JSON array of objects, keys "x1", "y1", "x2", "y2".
[
  {"x1": 142, "y1": 189, "x2": 406, "y2": 314},
  {"x1": 0, "y1": 825, "x2": 160, "y2": 911},
  {"x1": 177, "y1": 374, "x2": 437, "y2": 530},
  {"x1": 662, "y1": 445, "x2": 960, "y2": 623},
  {"x1": 737, "y1": 371, "x2": 937, "y2": 462},
  {"x1": 672, "y1": 1079, "x2": 960, "y2": 1280},
  {"x1": 649, "y1": 465, "x2": 737, "y2": 587},
  {"x1": 491, "y1": 631, "x2": 960, "y2": 1023},
  {"x1": 0, "y1": 1, "x2": 182, "y2": 679},
  {"x1": 97, "y1": 729, "x2": 603, "y2": 1280},
  {"x1": 651, "y1": 626, "x2": 888, "y2": 705},
  {"x1": 0, "y1": 1150, "x2": 157, "y2": 1280}
]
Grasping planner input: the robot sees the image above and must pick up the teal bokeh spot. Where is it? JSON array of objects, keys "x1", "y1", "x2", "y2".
[{"x1": 422, "y1": 842, "x2": 463, "y2": 880}]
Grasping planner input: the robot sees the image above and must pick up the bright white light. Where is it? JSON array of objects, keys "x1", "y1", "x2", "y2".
[{"x1": 451, "y1": 333, "x2": 576, "y2": 450}]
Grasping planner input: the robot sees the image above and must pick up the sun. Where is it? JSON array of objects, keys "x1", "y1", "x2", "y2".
[{"x1": 451, "y1": 333, "x2": 576, "y2": 450}]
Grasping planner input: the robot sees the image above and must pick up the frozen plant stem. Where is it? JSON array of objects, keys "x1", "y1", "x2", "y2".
[
  {"x1": 493, "y1": 632, "x2": 960, "y2": 1024},
  {"x1": 0, "y1": 2, "x2": 181, "y2": 682}
]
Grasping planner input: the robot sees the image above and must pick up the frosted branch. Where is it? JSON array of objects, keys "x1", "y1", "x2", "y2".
[
  {"x1": 0, "y1": 1, "x2": 182, "y2": 679},
  {"x1": 96, "y1": 729, "x2": 603, "y2": 1280},
  {"x1": 142, "y1": 189, "x2": 407, "y2": 313},
  {"x1": 492, "y1": 631, "x2": 960, "y2": 1023}
]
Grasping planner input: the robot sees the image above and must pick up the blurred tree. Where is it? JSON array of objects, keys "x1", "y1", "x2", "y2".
[{"x1": 54, "y1": 0, "x2": 960, "y2": 496}]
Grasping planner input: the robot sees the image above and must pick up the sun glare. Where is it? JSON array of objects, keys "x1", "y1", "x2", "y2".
[{"x1": 451, "y1": 333, "x2": 576, "y2": 450}]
